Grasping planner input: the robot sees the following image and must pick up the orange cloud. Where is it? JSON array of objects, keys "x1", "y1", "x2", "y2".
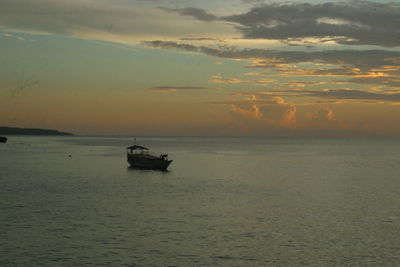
[
  {"x1": 231, "y1": 103, "x2": 264, "y2": 121},
  {"x1": 214, "y1": 93, "x2": 381, "y2": 136},
  {"x1": 229, "y1": 95, "x2": 297, "y2": 134},
  {"x1": 210, "y1": 74, "x2": 276, "y2": 86},
  {"x1": 210, "y1": 74, "x2": 246, "y2": 84},
  {"x1": 307, "y1": 107, "x2": 336, "y2": 121}
]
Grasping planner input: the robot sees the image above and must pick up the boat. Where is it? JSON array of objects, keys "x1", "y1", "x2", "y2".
[
  {"x1": 0, "y1": 136, "x2": 7, "y2": 143},
  {"x1": 127, "y1": 144, "x2": 172, "y2": 171}
]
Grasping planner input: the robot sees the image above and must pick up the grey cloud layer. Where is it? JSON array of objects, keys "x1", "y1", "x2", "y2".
[
  {"x1": 0, "y1": 0, "x2": 234, "y2": 41},
  {"x1": 218, "y1": 88, "x2": 400, "y2": 104},
  {"x1": 261, "y1": 89, "x2": 400, "y2": 103},
  {"x1": 163, "y1": 1, "x2": 400, "y2": 47},
  {"x1": 159, "y1": 7, "x2": 218, "y2": 21},
  {"x1": 225, "y1": 1, "x2": 400, "y2": 47},
  {"x1": 2, "y1": 0, "x2": 400, "y2": 48},
  {"x1": 143, "y1": 40, "x2": 400, "y2": 70}
]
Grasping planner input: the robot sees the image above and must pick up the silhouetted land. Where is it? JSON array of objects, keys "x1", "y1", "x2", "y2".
[{"x1": 0, "y1": 126, "x2": 73, "y2": 136}]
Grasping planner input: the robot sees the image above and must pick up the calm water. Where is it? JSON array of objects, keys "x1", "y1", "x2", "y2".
[{"x1": 1, "y1": 136, "x2": 400, "y2": 266}]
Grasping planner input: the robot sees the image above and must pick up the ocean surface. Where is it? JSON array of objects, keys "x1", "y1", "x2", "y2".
[{"x1": 1, "y1": 136, "x2": 400, "y2": 266}]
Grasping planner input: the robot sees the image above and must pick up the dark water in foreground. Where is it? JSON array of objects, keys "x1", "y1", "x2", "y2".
[{"x1": 1, "y1": 136, "x2": 400, "y2": 266}]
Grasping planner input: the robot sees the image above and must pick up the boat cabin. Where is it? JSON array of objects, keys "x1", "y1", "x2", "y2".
[{"x1": 127, "y1": 145, "x2": 149, "y2": 155}]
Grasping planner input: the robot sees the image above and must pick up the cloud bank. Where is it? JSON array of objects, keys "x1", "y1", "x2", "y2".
[
  {"x1": 224, "y1": 95, "x2": 368, "y2": 137},
  {"x1": 0, "y1": 0, "x2": 236, "y2": 43},
  {"x1": 144, "y1": 40, "x2": 400, "y2": 92},
  {"x1": 224, "y1": 1, "x2": 400, "y2": 47},
  {"x1": 159, "y1": 0, "x2": 400, "y2": 47},
  {"x1": 3, "y1": 0, "x2": 400, "y2": 48},
  {"x1": 144, "y1": 40, "x2": 400, "y2": 69}
]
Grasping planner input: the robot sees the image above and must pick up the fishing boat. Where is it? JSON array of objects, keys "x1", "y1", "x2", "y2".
[
  {"x1": 127, "y1": 144, "x2": 172, "y2": 171},
  {"x1": 0, "y1": 136, "x2": 7, "y2": 143}
]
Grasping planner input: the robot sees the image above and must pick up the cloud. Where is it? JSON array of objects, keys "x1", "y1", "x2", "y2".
[
  {"x1": 210, "y1": 74, "x2": 247, "y2": 84},
  {"x1": 306, "y1": 89, "x2": 400, "y2": 103},
  {"x1": 149, "y1": 86, "x2": 221, "y2": 92},
  {"x1": 144, "y1": 40, "x2": 400, "y2": 70},
  {"x1": 253, "y1": 88, "x2": 400, "y2": 104},
  {"x1": 0, "y1": 0, "x2": 236, "y2": 44},
  {"x1": 223, "y1": 1, "x2": 400, "y2": 47},
  {"x1": 225, "y1": 94, "x2": 367, "y2": 136},
  {"x1": 143, "y1": 1, "x2": 400, "y2": 48},
  {"x1": 160, "y1": 7, "x2": 218, "y2": 21},
  {"x1": 347, "y1": 76, "x2": 400, "y2": 88},
  {"x1": 3, "y1": 0, "x2": 400, "y2": 50},
  {"x1": 308, "y1": 107, "x2": 336, "y2": 121},
  {"x1": 144, "y1": 40, "x2": 400, "y2": 91},
  {"x1": 283, "y1": 81, "x2": 329, "y2": 88},
  {"x1": 300, "y1": 106, "x2": 362, "y2": 135},
  {"x1": 210, "y1": 74, "x2": 276, "y2": 86},
  {"x1": 180, "y1": 37, "x2": 219, "y2": 41},
  {"x1": 229, "y1": 95, "x2": 297, "y2": 130}
]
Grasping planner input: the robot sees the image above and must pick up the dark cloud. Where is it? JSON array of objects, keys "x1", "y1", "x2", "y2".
[
  {"x1": 143, "y1": 40, "x2": 400, "y2": 70},
  {"x1": 144, "y1": 41, "x2": 201, "y2": 52},
  {"x1": 155, "y1": 1, "x2": 400, "y2": 47},
  {"x1": 347, "y1": 77, "x2": 400, "y2": 88},
  {"x1": 159, "y1": 7, "x2": 218, "y2": 21},
  {"x1": 223, "y1": 1, "x2": 400, "y2": 47},
  {"x1": 257, "y1": 89, "x2": 400, "y2": 103},
  {"x1": 180, "y1": 37, "x2": 218, "y2": 41},
  {"x1": 3, "y1": 0, "x2": 400, "y2": 49},
  {"x1": 240, "y1": 0, "x2": 265, "y2": 3}
]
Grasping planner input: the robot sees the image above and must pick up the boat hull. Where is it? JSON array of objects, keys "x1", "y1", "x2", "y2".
[{"x1": 127, "y1": 154, "x2": 172, "y2": 171}]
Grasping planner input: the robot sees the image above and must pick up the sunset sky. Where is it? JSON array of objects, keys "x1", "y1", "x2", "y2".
[{"x1": 1, "y1": 0, "x2": 400, "y2": 136}]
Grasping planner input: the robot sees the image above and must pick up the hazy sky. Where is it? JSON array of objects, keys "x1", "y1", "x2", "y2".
[{"x1": 1, "y1": 0, "x2": 400, "y2": 136}]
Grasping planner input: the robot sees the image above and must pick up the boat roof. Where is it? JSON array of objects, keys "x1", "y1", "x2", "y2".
[{"x1": 127, "y1": 145, "x2": 149, "y2": 150}]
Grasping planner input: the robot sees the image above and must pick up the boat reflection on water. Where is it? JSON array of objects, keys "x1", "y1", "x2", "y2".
[{"x1": 127, "y1": 144, "x2": 172, "y2": 171}]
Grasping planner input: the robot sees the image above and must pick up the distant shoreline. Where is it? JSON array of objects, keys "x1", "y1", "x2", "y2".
[{"x1": 0, "y1": 126, "x2": 73, "y2": 136}]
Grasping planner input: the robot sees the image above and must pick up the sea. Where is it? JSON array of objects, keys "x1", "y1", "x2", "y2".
[{"x1": 1, "y1": 136, "x2": 400, "y2": 266}]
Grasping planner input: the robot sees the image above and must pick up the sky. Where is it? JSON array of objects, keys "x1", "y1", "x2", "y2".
[{"x1": 0, "y1": 0, "x2": 400, "y2": 136}]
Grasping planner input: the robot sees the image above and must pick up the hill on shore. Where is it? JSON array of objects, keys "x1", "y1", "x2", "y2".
[{"x1": 0, "y1": 126, "x2": 73, "y2": 136}]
